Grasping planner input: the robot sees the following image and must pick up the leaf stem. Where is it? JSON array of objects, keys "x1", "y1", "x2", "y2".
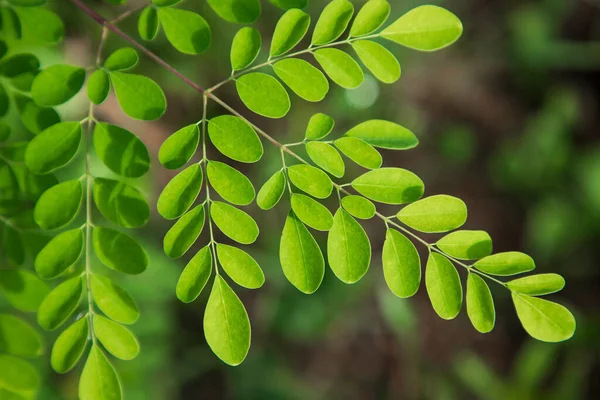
[
  {"x1": 84, "y1": 102, "x2": 97, "y2": 344},
  {"x1": 201, "y1": 94, "x2": 219, "y2": 275}
]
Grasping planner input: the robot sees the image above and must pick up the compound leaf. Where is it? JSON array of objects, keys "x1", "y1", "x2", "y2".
[
  {"x1": 305, "y1": 141, "x2": 344, "y2": 178},
  {"x1": 312, "y1": 0, "x2": 354, "y2": 45},
  {"x1": 437, "y1": 230, "x2": 492, "y2": 260},
  {"x1": 207, "y1": 161, "x2": 255, "y2": 206},
  {"x1": 397, "y1": 194, "x2": 467, "y2": 233},
  {"x1": 382, "y1": 228, "x2": 420, "y2": 298},
  {"x1": 93, "y1": 178, "x2": 150, "y2": 228},
  {"x1": 257, "y1": 170, "x2": 286, "y2": 210},
  {"x1": 210, "y1": 201, "x2": 259, "y2": 245},
  {"x1": 236, "y1": 72, "x2": 290, "y2": 119},
  {"x1": 345, "y1": 120, "x2": 418, "y2": 149},
  {"x1": 0, "y1": 314, "x2": 43, "y2": 357},
  {"x1": 93, "y1": 123, "x2": 150, "y2": 178},
  {"x1": 474, "y1": 252, "x2": 536, "y2": 276},
  {"x1": 79, "y1": 345, "x2": 122, "y2": 400},
  {"x1": 290, "y1": 193, "x2": 333, "y2": 231},
  {"x1": 37, "y1": 276, "x2": 83, "y2": 331},
  {"x1": 217, "y1": 244, "x2": 264, "y2": 289},
  {"x1": 31, "y1": 64, "x2": 85, "y2": 106},
  {"x1": 90, "y1": 274, "x2": 139, "y2": 325},
  {"x1": 110, "y1": 71, "x2": 166, "y2": 121},
  {"x1": 0, "y1": 270, "x2": 48, "y2": 312},
  {"x1": 512, "y1": 294, "x2": 575, "y2": 342},
  {"x1": 352, "y1": 40, "x2": 400, "y2": 83},
  {"x1": 164, "y1": 204, "x2": 205, "y2": 259},
  {"x1": 305, "y1": 113, "x2": 334, "y2": 140},
  {"x1": 104, "y1": 47, "x2": 138, "y2": 71},
  {"x1": 176, "y1": 246, "x2": 212, "y2": 303},
  {"x1": 341, "y1": 195, "x2": 375, "y2": 219},
  {"x1": 287, "y1": 164, "x2": 333, "y2": 199},
  {"x1": 34, "y1": 179, "x2": 82, "y2": 230},
  {"x1": 93, "y1": 227, "x2": 148, "y2": 275},
  {"x1": 507, "y1": 274, "x2": 565, "y2": 296},
  {"x1": 157, "y1": 163, "x2": 203, "y2": 220},
  {"x1": 425, "y1": 253, "x2": 462, "y2": 320},
  {"x1": 87, "y1": 69, "x2": 110, "y2": 105},
  {"x1": 157, "y1": 8, "x2": 211, "y2": 54},
  {"x1": 25, "y1": 121, "x2": 81, "y2": 174},
  {"x1": 352, "y1": 168, "x2": 424, "y2": 204},
  {"x1": 467, "y1": 273, "x2": 495, "y2": 333},
  {"x1": 93, "y1": 315, "x2": 139, "y2": 360},
  {"x1": 208, "y1": 115, "x2": 263, "y2": 163},
  {"x1": 350, "y1": 0, "x2": 390, "y2": 37},
  {"x1": 51, "y1": 317, "x2": 88, "y2": 374},
  {"x1": 273, "y1": 58, "x2": 329, "y2": 102},
  {"x1": 313, "y1": 48, "x2": 363, "y2": 89},
  {"x1": 138, "y1": 6, "x2": 159, "y2": 41},
  {"x1": 231, "y1": 27, "x2": 261, "y2": 70},
  {"x1": 207, "y1": 0, "x2": 260, "y2": 24},
  {"x1": 35, "y1": 228, "x2": 84, "y2": 280},
  {"x1": 270, "y1": 9, "x2": 310, "y2": 57},
  {"x1": 159, "y1": 124, "x2": 199, "y2": 169},
  {"x1": 334, "y1": 137, "x2": 382, "y2": 169}
]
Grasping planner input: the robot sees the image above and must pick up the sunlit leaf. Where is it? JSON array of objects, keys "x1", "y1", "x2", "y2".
[
  {"x1": 352, "y1": 168, "x2": 424, "y2": 204},
  {"x1": 25, "y1": 121, "x2": 82, "y2": 174},
  {"x1": 34, "y1": 179, "x2": 82, "y2": 230},
  {"x1": 312, "y1": 0, "x2": 354, "y2": 45},
  {"x1": 157, "y1": 163, "x2": 203, "y2": 220},
  {"x1": 51, "y1": 317, "x2": 88, "y2": 374},
  {"x1": 425, "y1": 252, "x2": 462, "y2": 320},
  {"x1": 0, "y1": 269, "x2": 48, "y2": 312},
  {"x1": 305, "y1": 113, "x2": 334, "y2": 140},
  {"x1": 217, "y1": 244, "x2": 264, "y2": 289},
  {"x1": 31, "y1": 64, "x2": 85, "y2": 106},
  {"x1": 93, "y1": 123, "x2": 150, "y2": 178},
  {"x1": 138, "y1": 6, "x2": 159, "y2": 41},
  {"x1": 350, "y1": 0, "x2": 390, "y2": 37},
  {"x1": 93, "y1": 178, "x2": 149, "y2": 228},
  {"x1": 94, "y1": 227, "x2": 147, "y2": 275},
  {"x1": 334, "y1": 137, "x2": 382, "y2": 169},
  {"x1": 93, "y1": 315, "x2": 140, "y2": 360},
  {"x1": 273, "y1": 58, "x2": 329, "y2": 102},
  {"x1": 110, "y1": 71, "x2": 166, "y2": 120},
  {"x1": 159, "y1": 124, "x2": 199, "y2": 169},
  {"x1": 37, "y1": 276, "x2": 83, "y2": 331},
  {"x1": 257, "y1": 170, "x2": 286, "y2": 210},
  {"x1": 15, "y1": 6, "x2": 64, "y2": 44},
  {"x1": 207, "y1": 0, "x2": 260, "y2": 24},
  {"x1": 512, "y1": 294, "x2": 575, "y2": 342},
  {"x1": 35, "y1": 228, "x2": 84, "y2": 279},
  {"x1": 164, "y1": 204, "x2": 205, "y2": 259},
  {"x1": 341, "y1": 195, "x2": 376, "y2": 219},
  {"x1": 474, "y1": 252, "x2": 536, "y2": 276},
  {"x1": 79, "y1": 345, "x2": 122, "y2": 400},
  {"x1": 207, "y1": 161, "x2": 255, "y2": 206},
  {"x1": 305, "y1": 141, "x2": 344, "y2": 178},
  {"x1": 507, "y1": 274, "x2": 565, "y2": 296},
  {"x1": 382, "y1": 228, "x2": 420, "y2": 298},
  {"x1": 396, "y1": 194, "x2": 467, "y2": 233},
  {"x1": 466, "y1": 273, "x2": 495, "y2": 333},
  {"x1": 87, "y1": 69, "x2": 110, "y2": 105},
  {"x1": 231, "y1": 27, "x2": 261, "y2": 70},
  {"x1": 313, "y1": 48, "x2": 363, "y2": 89},
  {"x1": 210, "y1": 201, "x2": 259, "y2": 245},
  {"x1": 176, "y1": 246, "x2": 212, "y2": 303},
  {"x1": 291, "y1": 193, "x2": 333, "y2": 231},
  {"x1": 91, "y1": 274, "x2": 139, "y2": 325},
  {"x1": 104, "y1": 47, "x2": 138, "y2": 71},
  {"x1": 0, "y1": 314, "x2": 43, "y2": 357},
  {"x1": 287, "y1": 164, "x2": 333, "y2": 199},
  {"x1": 157, "y1": 8, "x2": 211, "y2": 54},
  {"x1": 344, "y1": 120, "x2": 418, "y2": 149},
  {"x1": 270, "y1": 9, "x2": 310, "y2": 57},
  {"x1": 208, "y1": 115, "x2": 263, "y2": 163},
  {"x1": 352, "y1": 40, "x2": 400, "y2": 83},
  {"x1": 437, "y1": 230, "x2": 492, "y2": 260},
  {"x1": 236, "y1": 72, "x2": 290, "y2": 118}
]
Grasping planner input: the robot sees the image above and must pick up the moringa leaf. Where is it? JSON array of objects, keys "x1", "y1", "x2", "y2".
[
  {"x1": 231, "y1": 27, "x2": 261, "y2": 70},
  {"x1": 15, "y1": 94, "x2": 60, "y2": 134},
  {"x1": 257, "y1": 170, "x2": 286, "y2": 210},
  {"x1": 152, "y1": 0, "x2": 182, "y2": 6},
  {"x1": 93, "y1": 123, "x2": 150, "y2": 178},
  {"x1": 312, "y1": 0, "x2": 354, "y2": 45},
  {"x1": 352, "y1": 168, "x2": 424, "y2": 204},
  {"x1": 305, "y1": 141, "x2": 344, "y2": 178},
  {"x1": 164, "y1": 204, "x2": 205, "y2": 259},
  {"x1": 0, "y1": 269, "x2": 49, "y2": 312},
  {"x1": 512, "y1": 293, "x2": 575, "y2": 342},
  {"x1": 236, "y1": 72, "x2": 290, "y2": 119},
  {"x1": 0, "y1": 54, "x2": 39, "y2": 78},
  {"x1": 0, "y1": 8, "x2": 21, "y2": 40},
  {"x1": 93, "y1": 178, "x2": 150, "y2": 228},
  {"x1": 273, "y1": 58, "x2": 329, "y2": 102},
  {"x1": 474, "y1": 252, "x2": 536, "y2": 276},
  {"x1": 159, "y1": 124, "x2": 199, "y2": 169},
  {"x1": 37, "y1": 276, "x2": 83, "y2": 331},
  {"x1": 507, "y1": 274, "x2": 565, "y2": 296},
  {"x1": 93, "y1": 314, "x2": 140, "y2": 360},
  {"x1": 287, "y1": 164, "x2": 333, "y2": 199},
  {"x1": 176, "y1": 246, "x2": 212, "y2": 303},
  {"x1": 341, "y1": 195, "x2": 375, "y2": 219},
  {"x1": 110, "y1": 71, "x2": 166, "y2": 120},
  {"x1": 34, "y1": 179, "x2": 82, "y2": 230},
  {"x1": 79, "y1": 345, "x2": 122, "y2": 400},
  {"x1": 31, "y1": 64, "x2": 86, "y2": 106},
  {"x1": 35, "y1": 228, "x2": 84, "y2": 280},
  {"x1": 138, "y1": 6, "x2": 159, "y2": 41},
  {"x1": 382, "y1": 228, "x2": 420, "y2": 298},
  {"x1": 313, "y1": 48, "x2": 363, "y2": 89},
  {"x1": 207, "y1": 0, "x2": 260, "y2": 24},
  {"x1": 208, "y1": 115, "x2": 263, "y2": 163},
  {"x1": 3, "y1": 224, "x2": 24, "y2": 266},
  {"x1": 207, "y1": 161, "x2": 255, "y2": 206},
  {"x1": 51, "y1": 317, "x2": 88, "y2": 374},
  {"x1": 157, "y1": 8, "x2": 211, "y2": 55},
  {"x1": 437, "y1": 230, "x2": 493, "y2": 260},
  {"x1": 328, "y1": 208, "x2": 371, "y2": 284},
  {"x1": 466, "y1": 273, "x2": 495, "y2": 333},
  {"x1": 269, "y1": 0, "x2": 307, "y2": 10},
  {"x1": 25, "y1": 121, "x2": 82, "y2": 174},
  {"x1": 270, "y1": 9, "x2": 310, "y2": 57},
  {"x1": 87, "y1": 69, "x2": 110, "y2": 105},
  {"x1": 211, "y1": 201, "x2": 259, "y2": 245},
  {"x1": 93, "y1": 227, "x2": 148, "y2": 275},
  {"x1": 334, "y1": 137, "x2": 382, "y2": 169},
  {"x1": 90, "y1": 274, "x2": 139, "y2": 325},
  {"x1": 104, "y1": 47, "x2": 139, "y2": 71},
  {"x1": 0, "y1": 354, "x2": 39, "y2": 394},
  {"x1": 157, "y1": 163, "x2": 203, "y2": 220},
  {"x1": 425, "y1": 252, "x2": 462, "y2": 320},
  {"x1": 305, "y1": 113, "x2": 334, "y2": 140},
  {"x1": 397, "y1": 195, "x2": 467, "y2": 233},
  {"x1": 291, "y1": 193, "x2": 333, "y2": 231},
  {"x1": 0, "y1": 314, "x2": 43, "y2": 357},
  {"x1": 217, "y1": 244, "x2": 264, "y2": 289},
  {"x1": 352, "y1": 40, "x2": 400, "y2": 84},
  {"x1": 345, "y1": 120, "x2": 418, "y2": 149},
  {"x1": 15, "y1": 6, "x2": 64, "y2": 45},
  {"x1": 350, "y1": 0, "x2": 390, "y2": 37}
]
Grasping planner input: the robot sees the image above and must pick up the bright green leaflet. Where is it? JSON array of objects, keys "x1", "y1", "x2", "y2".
[
  {"x1": 157, "y1": 8, "x2": 211, "y2": 55},
  {"x1": 93, "y1": 123, "x2": 150, "y2": 178},
  {"x1": 437, "y1": 230, "x2": 493, "y2": 260},
  {"x1": 176, "y1": 246, "x2": 212, "y2": 303},
  {"x1": 0, "y1": 314, "x2": 43, "y2": 357},
  {"x1": 382, "y1": 228, "x2": 420, "y2": 298},
  {"x1": 207, "y1": 0, "x2": 260, "y2": 24},
  {"x1": 273, "y1": 58, "x2": 329, "y2": 102},
  {"x1": 507, "y1": 274, "x2": 565, "y2": 296},
  {"x1": 231, "y1": 27, "x2": 261, "y2": 71},
  {"x1": 210, "y1": 201, "x2": 259, "y2": 245},
  {"x1": 90, "y1": 274, "x2": 139, "y2": 325},
  {"x1": 313, "y1": 48, "x2": 364, "y2": 89},
  {"x1": 157, "y1": 163, "x2": 203, "y2": 220},
  {"x1": 110, "y1": 71, "x2": 166, "y2": 120},
  {"x1": 270, "y1": 0, "x2": 307, "y2": 9},
  {"x1": 257, "y1": 170, "x2": 285, "y2": 210},
  {"x1": 34, "y1": 179, "x2": 82, "y2": 230},
  {"x1": 152, "y1": 0, "x2": 182, "y2": 6},
  {"x1": 279, "y1": 211, "x2": 325, "y2": 294},
  {"x1": 305, "y1": 113, "x2": 334, "y2": 140},
  {"x1": 31, "y1": 64, "x2": 85, "y2": 106},
  {"x1": 381, "y1": 5, "x2": 463, "y2": 52},
  {"x1": 287, "y1": 164, "x2": 333, "y2": 199},
  {"x1": 15, "y1": 94, "x2": 60, "y2": 134},
  {"x1": 25, "y1": 121, "x2": 82, "y2": 174},
  {"x1": 0, "y1": 354, "x2": 39, "y2": 394},
  {"x1": 341, "y1": 195, "x2": 376, "y2": 219},
  {"x1": 93, "y1": 315, "x2": 140, "y2": 361},
  {"x1": 159, "y1": 124, "x2": 199, "y2": 169},
  {"x1": 14, "y1": 6, "x2": 64, "y2": 45},
  {"x1": 51, "y1": 317, "x2": 88, "y2": 374},
  {"x1": 327, "y1": 209, "x2": 371, "y2": 284},
  {"x1": 208, "y1": 115, "x2": 263, "y2": 163},
  {"x1": 37, "y1": 276, "x2": 83, "y2": 331},
  {"x1": 474, "y1": 252, "x2": 536, "y2": 276},
  {"x1": 216, "y1": 244, "x2": 265, "y2": 289},
  {"x1": 344, "y1": 119, "x2": 418, "y2": 149},
  {"x1": 204, "y1": 275, "x2": 251, "y2": 366},
  {"x1": 334, "y1": 137, "x2": 382, "y2": 169},
  {"x1": 138, "y1": 7, "x2": 159, "y2": 41},
  {"x1": 397, "y1": 194, "x2": 467, "y2": 233},
  {"x1": 305, "y1": 141, "x2": 344, "y2": 178},
  {"x1": 79, "y1": 345, "x2": 122, "y2": 400},
  {"x1": 93, "y1": 227, "x2": 148, "y2": 275},
  {"x1": 352, "y1": 40, "x2": 400, "y2": 84},
  {"x1": 512, "y1": 293, "x2": 576, "y2": 342},
  {"x1": 93, "y1": 178, "x2": 150, "y2": 228},
  {"x1": 207, "y1": 161, "x2": 255, "y2": 206},
  {"x1": 0, "y1": 270, "x2": 48, "y2": 312},
  {"x1": 352, "y1": 168, "x2": 424, "y2": 204},
  {"x1": 104, "y1": 47, "x2": 138, "y2": 71},
  {"x1": 87, "y1": 69, "x2": 110, "y2": 105},
  {"x1": 350, "y1": 0, "x2": 390, "y2": 37},
  {"x1": 466, "y1": 273, "x2": 495, "y2": 333},
  {"x1": 312, "y1": 0, "x2": 354, "y2": 45},
  {"x1": 425, "y1": 253, "x2": 462, "y2": 320},
  {"x1": 163, "y1": 204, "x2": 205, "y2": 259},
  {"x1": 236, "y1": 72, "x2": 290, "y2": 119},
  {"x1": 290, "y1": 193, "x2": 334, "y2": 231},
  {"x1": 270, "y1": 9, "x2": 310, "y2": 57},
  {"x1": 35, "y1": 228, "x2": 84, "y2": 279}
]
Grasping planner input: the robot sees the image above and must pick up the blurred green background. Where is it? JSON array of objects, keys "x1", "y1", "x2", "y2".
[{"x1": 2, "y1": 0, "x2": 600, "y2": 398}]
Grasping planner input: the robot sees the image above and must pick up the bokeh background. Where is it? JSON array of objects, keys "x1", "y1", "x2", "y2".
[{"x1": 3, "y1": 0, "x2": 600, "y2": 398}]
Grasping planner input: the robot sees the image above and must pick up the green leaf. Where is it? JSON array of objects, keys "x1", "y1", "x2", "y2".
[
  {"x1": 110, "y1": 71, "x2": 166, "y2": 120},
  {"x1": 344, "y1": 120, "x2": 418, "y2": 149},
  {"x1": 350, "y1": 0, "x2": 390, "y2": 37},
  {"x1": 0, "y1": 354, "x2": 39, "y2": 394},
  {"x1": 425, "y1": 252, "x2": 462, "y2": 320},
  {"x1": 34, "y1": 179, "x2": 82, "y2": 230},
  {"x1": 217, "y1": 244, "x2": 265, "y2": 289},
  {"x1": 341, "y1": 195, "x2": 375, "y2": 219},
  {"x1": 270, "y1": 9, "x2": 310, "y2": 57},
  {"x1": 0, "y1": 54, "x2": 38, "y2": 78},
  {"x1": 257, "y1": 170, "x2": 286, "y2": 210},
  {"x1": 152, "y1": 0, "x2": 182, "y2": 6},
  {"x1": 313, "y1": 48, "x2": 364, "y2": 89},
  {"x1": 14, "y1": 6, "x2": 64, "y2": 45},
  {"x1": 93, "y1": 178, "x2": 149, "y2": 228},
  {"x1": 8, "y1": 0, "x2": 46, "y2": 6},
  {"x1": 51, "y1": 317, "x2": 88, "y2": 374},
  {"x1": 327, "y1": 209, "x2": 371, "y2": 284},
  {"x1": 437, "y1": 230, "x2": 492, "y2": 260},
  {"x1": 210, "y1": 201, "x2": 259, "y2": 245},
  {"x1": 159, "y1": 124, "x2": 199, "y2": 169},
  {"x1": 334, "y1": 137, "x2": 382, "y2": 169},
  {"x1": 507, "y1": 274, "x2": 565, "y2": 296},
  {"x1": 0, "y1": 9, "x2": 21, "y2": 40},
  {"x1": 93, "y1": 315, "x2": 139, "y2": 360},
  {"x1": 305, "y1": 141, "x2": 344, "y2": 178},
  {"x1": 37, "y1": 276, "x2": 83, "y2": 331},
  {"x1": 352, "y1": 40, "x2": 400, "y2": 83},
  {"x1": 512, "y1": 294, "x2": 575, "y2": 342},
  {"x1": 157, "y1": 8, "x2": 211, "y2": 55},
  {"x1": 382, "y1": 228, "x2": 420, "y2": 298},
  {"x1": 231, "y1": 27, "x2": 261, "y2": 70},
  {"x1": 396, "y1": 194, "x2": 467, "y2": 233},
  {"x1": 35, "y1": 228, "x2": 84, "y2": 280},
  {"x1": 312, "y1": 0, "x2": 354, "y2": 45},
  {"x1": 90, "y1": 274, "x2": 139, "y2": 325},
  {"x1": 87, "y1": 69, "x2": 110, "y2": 105},
  {"x1": 269, "y1": 0, "x2": 307, "y2": 10},
  {"x1": 0, "y1": 270, "x2": 48, "y2": 312},
  {"x1": 474, "y1": 252, "x2": 535, "y2": 276},
  {"x1": 94, "y1": 227, "x2": 148, "y2": 275},
  {"x1": 157, "y1": 163, "x2": 203, "y2": 220},
  {"x1": 466, "y1": 273, "x2": 495, "y2": 333},
  {"x1": 25, "y1": 121, "x2": 82, "y2": 174},
  {"x1": 291, "y1": 193, "x2": 333, "y2": 231},
  {"x1": 236, "y1": 72, "x2": 290, "y2": 119},
  {"x1": 15, "y1": 94, "x2": 60, "y2": 134},
  {"x1": 305, "y1": 113, "x2": 334, "y2": 140},
  {"x1": 0, "y1": 314, "x2": 43, "y2": 357},
  {"x1": 207, "y1": 0, "x2": 260, "y2": 24},
  {"x1": 0, "y1": 141, "x2": 27, "y2": 162},
  {"x1": 104, "y1": 47, "x2": 139, "y2": 71},
  {"x1": 79, "y1": 345, "x2": 122, "y2": 400},
  {"x1": 207, "y1": 161, "x2": 255, "y2": 206},
  {"x1": 208, "y1": 115, "x2": 263, "y2": 163},
  {"x1": 0, "y1": 85, "x2": 8, "y2": 118},
  {"x1": 352, "y1": 168, "x2": 424, "y2": 204},
  {"x1": 31, "y1": 64, "x2": 85, "y2": 106},
  {"x1": 381, "y1": 5, "x2": 463, "y2": 51},
  {"x1": 138, "y1": 6, "x2": 159, "y2": 41},
  {"x1": 2, "y1": 224, "x2": 24, "y2": 266},
  {"x1": 176, "y1": 245, "x2": 212, "y2": 303},
  {"x1": 164, "y1": 204, "x2": 205, "y2": 259},
  {"x1": 273, "y1": 58, "x2": 329, "y2": 102},
  {"x1": 204, "y1": 275, "x2": 251, "y2": 366},
  {"x1": 93, "y1": 123, "x2": 150, "y2": 178},
  {"x1": 287, "y1": 164, "x2": 333, "y2": 199}
]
